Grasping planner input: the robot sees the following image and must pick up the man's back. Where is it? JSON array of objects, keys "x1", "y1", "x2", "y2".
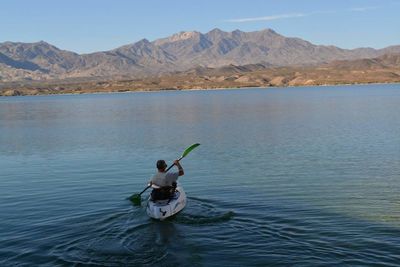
[{"x1": 151, "y1": 171, "x2": 179, "y2": 187}]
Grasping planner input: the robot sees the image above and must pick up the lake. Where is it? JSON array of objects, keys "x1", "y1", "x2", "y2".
[{"x1": 1, "y1": 84, "x2": 400, "y2": 266}]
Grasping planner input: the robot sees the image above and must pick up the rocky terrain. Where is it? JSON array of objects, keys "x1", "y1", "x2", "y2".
[
  {"x1": 1, "y1": 54, "x2": 399, "y2": 96},
  {"x1": 1, "y1": 28, "x2": 400, "y2": 83}
]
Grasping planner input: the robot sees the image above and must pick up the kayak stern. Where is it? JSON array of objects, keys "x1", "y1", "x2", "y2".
[{"x1": 146, "y1": 186, "x2": 186, "y2": 220}]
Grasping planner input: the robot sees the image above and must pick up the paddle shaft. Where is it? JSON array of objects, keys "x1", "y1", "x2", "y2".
[
  {"x1": 138, "y1": 185, "x2": 152, "y2": 196},
  {"x1": 165, "y1": 156, "x2": 183, "y2": 172}
]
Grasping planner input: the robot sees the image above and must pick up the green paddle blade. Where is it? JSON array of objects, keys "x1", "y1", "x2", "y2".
[
  {"x1": 181, "y1": 143, "x2": 200, "y2": 158},
  {"x1": 129, "y1": 193, "x2": 142, "y2": 206}
]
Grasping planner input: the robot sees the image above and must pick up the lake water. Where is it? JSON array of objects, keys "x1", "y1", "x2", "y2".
[{"x1": 1, "y1": 84, "x2": 400, "y2": 266}]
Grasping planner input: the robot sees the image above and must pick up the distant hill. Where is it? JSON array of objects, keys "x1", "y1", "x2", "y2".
[
  {"x1": 1, "y1": 28, "x2": 400, "y2": 82},
  {"x1": 2, "y1": 53, "x2": 399, "y2": 96},
  {"x1": 184, "y1": 53, "x2": 400, "y2": 74},
  {"x1": 325, "y1": 53, "x2": 400, "y2": 70}
]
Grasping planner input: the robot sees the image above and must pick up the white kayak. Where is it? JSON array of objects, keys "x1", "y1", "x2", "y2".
[{"x1": 146, "y1": 184, "x2": 187, "y2": 220}]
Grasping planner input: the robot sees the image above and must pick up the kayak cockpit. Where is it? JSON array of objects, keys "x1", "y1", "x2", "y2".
[{"x1": 146, "y1": 185, "x2": 186, "y2": 220}]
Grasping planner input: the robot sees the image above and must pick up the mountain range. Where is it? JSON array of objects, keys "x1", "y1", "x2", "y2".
[{"x1": 1, "y1": 28, "x2": 400, "y2": 82}]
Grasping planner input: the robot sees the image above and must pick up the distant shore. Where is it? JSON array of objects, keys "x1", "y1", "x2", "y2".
[
  {"x1": 1, "y1": 80, "x2": 399, "y2": 97},
  {"x1": 2, "y1": 60, "x2": 400, "y2": 96}
]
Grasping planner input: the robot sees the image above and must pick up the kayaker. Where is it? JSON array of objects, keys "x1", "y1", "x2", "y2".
[{"x1": 149, "y1": 159, "x2": 184, "y2": 200}]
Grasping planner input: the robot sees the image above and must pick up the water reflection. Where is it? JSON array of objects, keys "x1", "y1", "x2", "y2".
[{"x1": 1, "y1": 85, "x2": 400, "y2": 266}]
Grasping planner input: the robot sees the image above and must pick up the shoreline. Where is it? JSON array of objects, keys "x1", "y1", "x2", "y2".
[{"x1": 1, "y1": 80, "x2": 399, "y2": 98}]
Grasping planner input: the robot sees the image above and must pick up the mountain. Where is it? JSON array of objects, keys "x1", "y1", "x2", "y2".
[
  {"x1": 3, "y1": 53, "x2": 400, "y2": 96},
  {"x1": 0, "y1": 41, "x2": 83, "y2": 73},
  {"x1": 325, "y1": 53, "x2": 400, "y2": 70},
  {"x1": 1, "y1": 28, "x2": 400, "y2": 82}
]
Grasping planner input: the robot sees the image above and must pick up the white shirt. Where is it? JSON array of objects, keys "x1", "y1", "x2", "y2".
[{"x1": 150, "y1": 171, "x2": 179, "y2": 187}]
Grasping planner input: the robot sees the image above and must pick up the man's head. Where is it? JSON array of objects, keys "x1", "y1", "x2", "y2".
[{"x1": 156, "y1": 160, "x2": 167, "y2": 171}]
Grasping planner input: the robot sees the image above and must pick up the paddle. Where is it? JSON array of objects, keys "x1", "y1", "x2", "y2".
[{"x1": 129, "y1": 143, "x2": 200, "y2": 205}]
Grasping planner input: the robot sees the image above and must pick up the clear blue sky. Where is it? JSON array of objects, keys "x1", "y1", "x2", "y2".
[{"x1": 1, "y1": 0, "x2": 399, "y2": 54}]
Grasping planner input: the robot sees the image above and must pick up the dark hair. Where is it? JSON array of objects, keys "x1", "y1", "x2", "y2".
[{"x1": 156, "y1": 160, "x2": 167, "y2": 169}]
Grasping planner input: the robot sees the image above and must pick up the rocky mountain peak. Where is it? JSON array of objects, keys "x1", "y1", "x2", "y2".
[
  {"x1": 169, "y1": 31, "x2": 200, "y2": 42},
  {"x1": 208, "y1": 28, "x2": 226, "y2": 35}
]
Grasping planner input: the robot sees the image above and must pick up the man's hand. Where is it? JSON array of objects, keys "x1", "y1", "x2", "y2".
[{"x1": 174, "y1": 160, "x2": 184, "y2": 176}]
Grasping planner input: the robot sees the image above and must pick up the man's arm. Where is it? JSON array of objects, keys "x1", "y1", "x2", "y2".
[{"x1": 174, "y1": 160, "x2": 184, "y2": 176}]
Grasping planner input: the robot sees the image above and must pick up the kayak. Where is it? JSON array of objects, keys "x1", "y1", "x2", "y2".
[{"x1": 146, "y1": 184, "x2": 187, "y2": 220}]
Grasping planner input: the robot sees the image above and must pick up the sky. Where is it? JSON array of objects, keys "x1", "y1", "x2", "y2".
[{"x1": 1, "y1": 0, "x2": 399, "y2": 54}]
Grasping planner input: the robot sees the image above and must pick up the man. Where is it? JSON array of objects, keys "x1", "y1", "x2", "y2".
[{"x1": 149, "y1": 159, "x2": 184, "y2": 200}]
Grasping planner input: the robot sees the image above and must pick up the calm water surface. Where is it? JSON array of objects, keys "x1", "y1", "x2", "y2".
[{"x1": 1, "y1": 84, "x2": 400, "y2": 266}]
